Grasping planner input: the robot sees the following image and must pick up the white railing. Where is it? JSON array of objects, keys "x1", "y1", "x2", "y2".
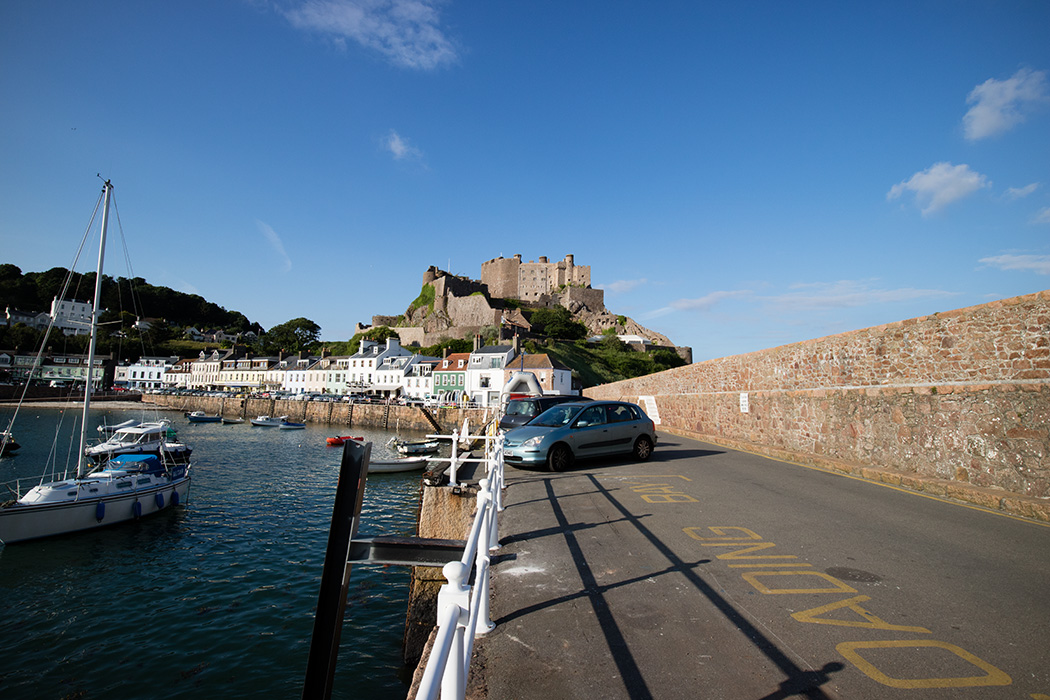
[{"x1": 414, "y1": 425, "x2": 505, "y2": 700}]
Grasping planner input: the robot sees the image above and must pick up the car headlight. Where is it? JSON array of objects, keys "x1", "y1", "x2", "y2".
[{"x1": 522, "y1": 435, "x2": 544, "y2": 448}]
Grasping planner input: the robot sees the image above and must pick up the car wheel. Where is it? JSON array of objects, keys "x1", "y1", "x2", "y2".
[
  {"x1": 547, "y1": 444, "x2": 573, "y2": 472},
  {"x1": 633, "y1": 435, "x2": 654, "y2": 462}
]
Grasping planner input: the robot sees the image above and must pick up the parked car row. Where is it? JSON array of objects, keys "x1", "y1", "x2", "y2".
[{"x1": 143, "y1": 388, "x2": 434, "y2": 404}]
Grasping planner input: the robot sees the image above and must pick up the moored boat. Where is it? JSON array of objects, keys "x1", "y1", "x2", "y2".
[
  {"x1": 390, "y1": 437, "x2": 440, "y2": 455},
  {"x1": 0, "y1": 454, "x2": 190, "y2": 544},
  {"x1": 368, "y1": 456, "x2": 430, "y2": 473},
  {"x1": 279, "y1": 420, "x2": 306, "y2": 430},
  {"x1": 0, "y1": 430, "x2": 19, "y2": 456},
  {"x1": 0, "y1": 181, "x2": 191, "y2": 545},
  {"x1": 186, "y1": 411, "x2": 222, "y2": 423},
  {"x1": 326, "y1": 435, "x2": 364, "y2": 446},
  {"x1": 221, "y1": 417, "x2": 245, "y2": 425},
  {"x1": 85, "y1": 421, "x2": 192, "y2": 464},
  {"x1": 250, "y1": 415, "x2": 288, "y2": 427}
]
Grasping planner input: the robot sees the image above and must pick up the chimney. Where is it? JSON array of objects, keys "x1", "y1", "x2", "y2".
[
  {"x1": 512, "y1": 335, "x2": 521, "y2": 355},
  {"x1": 473, "y1": 334, "x2": 482, "y2": 351},
  {"x1": 443, "y1": 348, "x2": 450, "y2": 359}
]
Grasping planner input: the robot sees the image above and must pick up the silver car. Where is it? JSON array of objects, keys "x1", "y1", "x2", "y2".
[{"x1": 502, "y1": 400, "x2": 657, "y2": 471}]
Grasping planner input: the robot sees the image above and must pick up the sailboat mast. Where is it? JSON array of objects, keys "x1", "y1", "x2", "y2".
[{"x1": 77, "y1": 180, "x2": 113, "y2": 477}]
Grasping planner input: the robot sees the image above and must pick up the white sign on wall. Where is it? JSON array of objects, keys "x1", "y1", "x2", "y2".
[{"x1": 739, "y1": 392, "x2": 749, "y2": 413}]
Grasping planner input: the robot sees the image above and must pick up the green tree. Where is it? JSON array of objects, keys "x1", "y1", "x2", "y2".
[
  {"x1": 528, "y1": 306, "x2": 588, "y2": 340},
  {"x1": 651, "y1": 348, "x2": 687, "y2": 371},
  {"x1": 262, "y1": 317, "x2": 321, "y2": 353},
  {"x1": 420, "y1": 337, "x2": 473, "y2": 356}
]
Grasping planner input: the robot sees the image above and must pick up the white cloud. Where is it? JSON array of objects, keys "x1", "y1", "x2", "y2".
[
  {"x1": 979, "y1": 254, "x2": 1050, "y2": 275},
  {"x1": 670, "y1": 290, "x2": 752, "y2": 311},
  {"x1": 284, "y1": 0, "x2": 458, "y2": 70},
  {"x1": 1005, "y1": 183, "x2": 1039, "y2": 199},
  {"x1": 600, "y1": 278, "x2": 647, "y2": 294},
  {"x1": 642, "y1": 289, "x2": 750, "y2": 319},
  {"x1": 1034, "y1": 207, "x2": 1050, "y2": 224},
  {"x1": 385, "y1": 129, "x2": 422, "y2": 160},
  {"x1": 963, "y1": 68, "x2": 1050, "y2": 140},
  {"x1": 257, "y1": 220, "x2": 293, "y2": 272},
  {"x1": 887, "y1": 162, "x2": 989, "y2": 215},
  {"x1": 763, "y1": 280, "x2": 958, "y2": 309}
]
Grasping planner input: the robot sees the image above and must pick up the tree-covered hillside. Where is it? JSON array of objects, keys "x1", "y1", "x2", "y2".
[{"x1": 0, "y1": 264, "x2": 261, "y2": 332}]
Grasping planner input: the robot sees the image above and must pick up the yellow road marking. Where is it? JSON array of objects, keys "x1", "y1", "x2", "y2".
[
  {"x1": 837, "y1": 640, "x2": 1012, "y2": 688},
  {"x1": 792, "y1": 595, "x2": 931, "y2": 633}
]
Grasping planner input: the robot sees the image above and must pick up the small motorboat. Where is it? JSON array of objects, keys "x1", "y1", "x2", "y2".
[
  {"x1": 368, "y1": 456, "x2": 430, "y2": 473},
  {"x1": 326, "y1": 435, "x2": 364, "y2": 446},
  {"x1": 250, "y1": 415, "x2": 288, "y2": 427},
  {"x1": 0, "y1": 430, "x2": 19, "y2": 455},
  {"x1": 390, "y1": 437, "x2": 440, "y2": 455},
  {"x1": 221, "y1": 417, "x2": 245, "y2": 425},
  {"x1": 186, "y1": 411, "x2": 222, "y2": 424},
  {"x1": 85, "y1": 421, "x2": 192, "y2": 465},
  {"x1": 279, "y1": 420, "x2": 306, "y2": 430}
]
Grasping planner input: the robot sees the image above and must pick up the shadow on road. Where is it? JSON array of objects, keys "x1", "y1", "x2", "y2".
[{"x1": 494, "y1": 471, "x2": 844, "y2": 699}]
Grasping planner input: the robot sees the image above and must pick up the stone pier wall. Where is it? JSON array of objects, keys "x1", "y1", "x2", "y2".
[
  {"x1": 586, "y1": 290, "x2": 1050, "y2": 517},
  {"x1": 143, "y1": 395, "x2": 490, "y2": 434}
]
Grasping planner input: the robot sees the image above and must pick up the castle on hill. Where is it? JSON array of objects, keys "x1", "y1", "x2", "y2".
[
  {"x1": 365, "y1": 253, "x2": 686, "y2": 360},
  {"x1": 481, "y1": 254, "x2": 591, "y2": 301}
]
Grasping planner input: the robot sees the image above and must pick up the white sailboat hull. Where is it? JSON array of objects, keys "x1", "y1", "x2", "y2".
[{"x1": 0, "y1": 476, "x2": 190, "y2": 545}]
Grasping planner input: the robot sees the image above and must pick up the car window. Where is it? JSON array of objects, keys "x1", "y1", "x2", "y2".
[
  {"x1": 531, "y1": 404, "x2": 581, "y2": 427},
  {"x1": 574, "y1": 405, "x2": 607, "y2": 428},
  {"x1": 505, "y1": 400, "x2": 537, "y2": 417},
  {"x1": 606, "y1": 404, "x2": 634, "y2": 423}
]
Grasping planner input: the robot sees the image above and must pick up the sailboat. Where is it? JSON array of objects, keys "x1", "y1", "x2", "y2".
[{"x1": 0, "y1": 181, "x2": 192, "y2": 545}]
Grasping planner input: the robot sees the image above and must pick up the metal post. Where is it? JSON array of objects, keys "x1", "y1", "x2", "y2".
[{"x1": 302, "y1": 439, "x2": 371, "y2": 700}]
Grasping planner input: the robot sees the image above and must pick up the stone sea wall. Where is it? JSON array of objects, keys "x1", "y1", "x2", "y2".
[
  {"x1": 586, "y1": 290, "x2": 1050, "y2": 515},
  {"x1": 143, "y1": 395, "x2": 490, "y2": 434}
]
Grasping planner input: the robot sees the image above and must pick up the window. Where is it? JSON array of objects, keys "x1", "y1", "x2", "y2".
[
  {"x1": 607, "y1": 404, "x2": 634, "y2": 423},
  {"x1": 575, "y1": 405, "x2": 607, "y2": 427}
]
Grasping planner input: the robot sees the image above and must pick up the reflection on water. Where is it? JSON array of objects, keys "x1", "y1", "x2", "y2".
[{"x1": 0, "y1": 407, "x2": 429, "y2": 699}]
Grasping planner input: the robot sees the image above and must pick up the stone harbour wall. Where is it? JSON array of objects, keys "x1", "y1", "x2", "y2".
[
  {"x1": 143, "y1": 395, "x2": 490, "y2": 434},
  {"x1": 586, "y1": 290, "x2": 1050, "y2": 516}
]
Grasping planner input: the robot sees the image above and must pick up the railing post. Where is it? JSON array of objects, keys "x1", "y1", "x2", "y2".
[
  {"x1": 449, "y1": 429, "x2": 460, "y2": 486},
  {"x1": 473, "y1": 481, "x2": 496, "y2": 636},
  {"x1": 439, "y1": 561, "x2": 470, "y2": 700}
]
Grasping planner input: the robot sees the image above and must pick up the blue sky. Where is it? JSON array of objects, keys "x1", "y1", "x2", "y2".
[{"x1": 1, "y1": 1, "x2": 1048, "y2": 362}]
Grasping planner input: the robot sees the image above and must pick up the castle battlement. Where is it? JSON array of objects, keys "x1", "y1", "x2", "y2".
[{"x1": 481, "y1": 254, "x2": 591, "y2": 302}]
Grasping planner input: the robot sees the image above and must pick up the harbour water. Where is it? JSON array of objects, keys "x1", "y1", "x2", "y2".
[{"x1": 0, "y1": 405, "x2": 428, "y2": 699}]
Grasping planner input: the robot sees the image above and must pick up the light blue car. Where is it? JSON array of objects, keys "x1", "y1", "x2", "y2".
[{"x1": 502, "y1": 400, "x2": 657, "y2": 471}]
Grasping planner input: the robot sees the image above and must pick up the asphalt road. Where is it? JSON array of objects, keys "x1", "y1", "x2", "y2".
[{"x1": 472, "y1": 432, "x2": 1050, "y2": 699}]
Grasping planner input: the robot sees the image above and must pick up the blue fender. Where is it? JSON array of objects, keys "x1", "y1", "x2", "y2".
[
  {"x1": 171, "y1": 489, "x2": 180, "y2": 507},
  {"x1": 132, "y1": 500, "x2": 142, "y2": 519},
  {"x1": 95, "y1": 500, "x2": 105, "y2": 522},
  {"x1": 155, "y1": 491, "x2": 165, "y2": 509}
]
